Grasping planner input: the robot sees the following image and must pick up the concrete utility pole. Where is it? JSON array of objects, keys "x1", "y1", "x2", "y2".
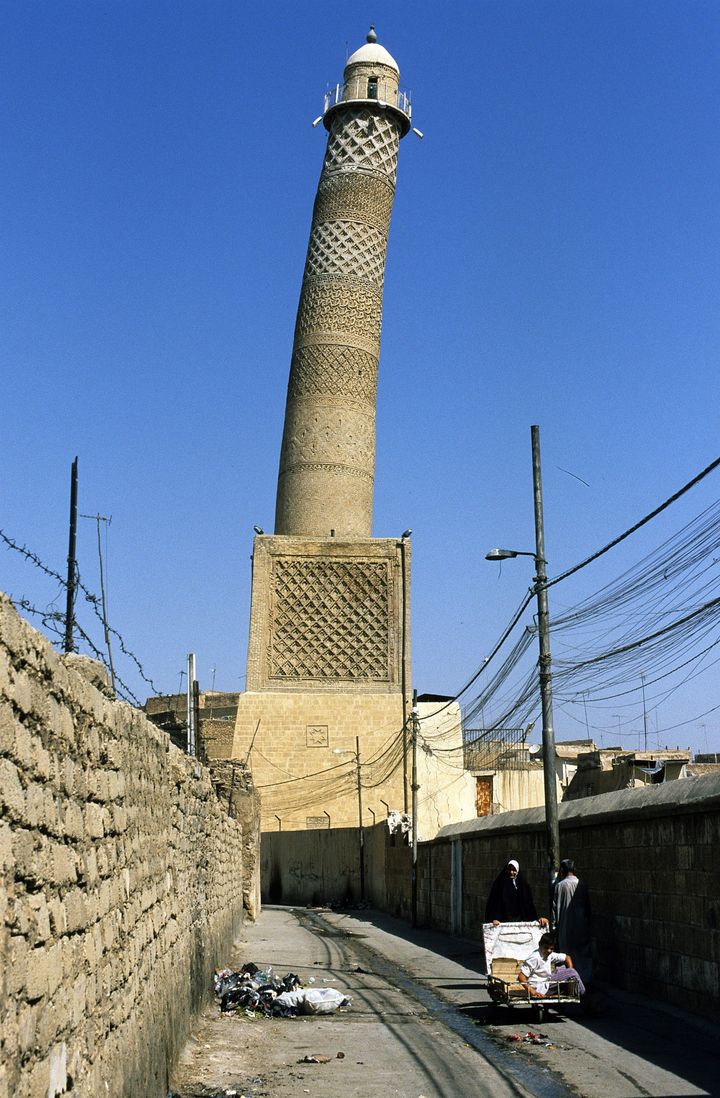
[
  {"x1": 531, "y1": 425, "x2": 560, "y2": 906},
  {"x1": 186, "y1": 653, "x2": 197, "y2": 757},
  {"x1": 485, "y1": 424, "x2": 560, "y2": 913},
  {"x1": 63, "y1": 457, "x2": 78, "y2": 653},
  {"x1": 401, "y1": 531, "x2": 411, "y2": 812}
]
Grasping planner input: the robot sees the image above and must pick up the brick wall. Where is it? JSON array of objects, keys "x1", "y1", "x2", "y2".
[{"x1": 0, "y1": 596, "x2": 249, "y2": 1098}]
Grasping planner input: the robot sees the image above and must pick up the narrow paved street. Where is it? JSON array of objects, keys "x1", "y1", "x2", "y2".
[{"x1": 169, "y1": 906, "x2": 717, "y2": 1098}]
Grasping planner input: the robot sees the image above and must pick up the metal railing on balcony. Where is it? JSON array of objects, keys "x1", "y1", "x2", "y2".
[
  {"x1": 463, "y1": 727, "x2": 530, "y2": 772},
  {"x1": 322, "y1": 83, "x2": 412, "y2": 121}
]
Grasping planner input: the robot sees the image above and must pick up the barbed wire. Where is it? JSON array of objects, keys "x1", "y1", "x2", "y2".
[
  {"x1": 9, "y1": 597, "x2": 143, "y2": 707},
  {"x1": 2, "y1": 528, "x2": 157, "y2": 700}
]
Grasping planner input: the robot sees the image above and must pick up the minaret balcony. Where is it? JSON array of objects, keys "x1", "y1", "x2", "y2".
[{"x1": 322, "y1": 83, "x2": 412, "y2": 136}]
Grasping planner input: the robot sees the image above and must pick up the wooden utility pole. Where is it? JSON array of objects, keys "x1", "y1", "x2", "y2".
[
  {"x1": 63, "y1": 457, "x2": 78, "y2": 653},
  {"x1": 356, "y1": 735, "x2": 365, "y2": 900}
]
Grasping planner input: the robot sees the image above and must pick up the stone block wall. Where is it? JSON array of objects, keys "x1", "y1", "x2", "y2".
[
  {"x1": 429, "y1": 776, "x2": 720, "y2": 1016},
  {"x1": 0, "y1": 596, "x2": 248, "y2": 1098},
  {"x1": 207, "y1": 760, "x2": 261, "y2": 921}
]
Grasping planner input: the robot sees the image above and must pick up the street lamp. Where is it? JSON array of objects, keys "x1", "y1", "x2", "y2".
[
  {"x1": 333, "y1": 737, "x2": 365, "y2": 900},
  {"x1": 485, "y1": 424, "x2": 559, "y2": 908}
]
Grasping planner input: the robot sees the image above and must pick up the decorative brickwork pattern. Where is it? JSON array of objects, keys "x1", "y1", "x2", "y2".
[
  {"x1": 287, "y1": 344, "x2": 378, "y2": 403},
  {"x1": 314, "y1": 175, "x2": 395, "y2": 231},
  {"x1": 324, "y1": 109, "x2": 401, "y2": 180},
  {"x1": 279, "y1": 401, "x2": 375, "y2": 474},
  {"x1": 294, "y1": 280, "x2": 383, "y2": 348},
  {"x1": 306, "y1": 725, "x2": 329, "y2": 747},
  {"x1": 279, "y1": 460, "x2": 374, "y2": 482},
  {"x1": 269, "y1": 557, "x2": 390, "y2": 680},
  {"x1": 304, "y1": 220, "x2": 387, "y2": 284}
]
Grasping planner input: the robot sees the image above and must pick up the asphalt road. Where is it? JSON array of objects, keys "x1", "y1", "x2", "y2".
[{"x1": 169, "y1": 906, "x2": 718, "y2": 1098}]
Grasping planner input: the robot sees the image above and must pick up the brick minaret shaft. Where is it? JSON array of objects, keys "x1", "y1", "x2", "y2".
[{"x1": 274, "y1": 29, "x2": 411, "y2": 538}]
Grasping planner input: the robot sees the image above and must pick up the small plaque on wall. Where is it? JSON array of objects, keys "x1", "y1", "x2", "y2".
[
  {"x1": 306, "y1": 816, "x2": 330, "y2": 829},
  {"x1": 306, "y1": 724, "x2": 329, "y2": 747}
]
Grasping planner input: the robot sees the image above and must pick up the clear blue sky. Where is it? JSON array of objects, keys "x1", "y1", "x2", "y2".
[{"x1": 3, "y1": 2, "x2": 719, "y2": 754}]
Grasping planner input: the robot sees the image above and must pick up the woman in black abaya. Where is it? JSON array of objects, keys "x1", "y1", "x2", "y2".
[{"x1": 485, "y1": 859, "x2": 546, "y2": 925}]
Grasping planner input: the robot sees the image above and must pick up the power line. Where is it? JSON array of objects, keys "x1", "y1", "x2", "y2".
[{"x1": 546, "y1": 454, "x2": 720, "y2": 590}]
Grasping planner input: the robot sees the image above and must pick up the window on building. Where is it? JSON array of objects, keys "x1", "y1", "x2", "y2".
[{"x1": 367, "y1": 77, "x2": 378, "y2": 99}]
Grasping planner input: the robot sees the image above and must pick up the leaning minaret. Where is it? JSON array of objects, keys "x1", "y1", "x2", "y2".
[
  {"x1": 275, "y1": 27, "x2": 411, "y2": 537},
  {"x1": 236, "y1": 30, "x2": 413, "y2": 832}
]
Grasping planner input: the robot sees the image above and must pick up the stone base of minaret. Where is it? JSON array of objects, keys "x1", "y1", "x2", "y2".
[{"x1": 226, "y1": 534, "x2": 411, "y2": 831}]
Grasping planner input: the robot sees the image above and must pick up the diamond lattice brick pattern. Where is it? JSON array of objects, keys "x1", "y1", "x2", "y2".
[
  {"x1": 324, "y1": 110, "x2": 400, "y2": 180},
  {"x1": 270, "y1": 558, "x2": 390, "y2": 680},
  {"x1": 305, "y1": 221, "x2": 387, "y2": 285},
  {"x1": 288, "y1": 344, "x2": 378, "y2": 403}
]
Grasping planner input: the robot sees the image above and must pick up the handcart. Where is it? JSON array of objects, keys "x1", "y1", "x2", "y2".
[{"x1": 483, "y1": 921, "x2": 581, "y2": 1023}]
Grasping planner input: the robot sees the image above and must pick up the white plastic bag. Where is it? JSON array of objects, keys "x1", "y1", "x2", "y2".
[
  {"x1": 275, "y1": 987, "x2": 350, "y2": 1014},
  {"x1": 301, "y1": 987, "x2": 350, "y2": 1014},
  {"x1": 275, "y1": 989, "x2": 306, "y2": 1009}
]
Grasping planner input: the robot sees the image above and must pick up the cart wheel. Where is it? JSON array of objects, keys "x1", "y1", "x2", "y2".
[{"x1": 533, "y1": 1005, "x2": 546, "y2": 1024}]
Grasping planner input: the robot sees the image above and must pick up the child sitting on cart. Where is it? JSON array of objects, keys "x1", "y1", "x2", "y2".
[{"x1": 518, "y1": 933, "x2": 586, "y2": 998}]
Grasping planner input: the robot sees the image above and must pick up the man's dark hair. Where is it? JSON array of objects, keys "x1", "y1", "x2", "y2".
[{"x1": 539, "y1": 933, "x2": 556, "y2": 949}]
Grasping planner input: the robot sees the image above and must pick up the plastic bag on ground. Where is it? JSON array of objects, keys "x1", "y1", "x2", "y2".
[{"x1": 275, "y1": 987, "x2": 350, "y2": 1014}]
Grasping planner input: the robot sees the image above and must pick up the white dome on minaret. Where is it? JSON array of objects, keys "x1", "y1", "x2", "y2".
[{"x1": 345, "y1": 27, "x2": 400, "y2": 75}]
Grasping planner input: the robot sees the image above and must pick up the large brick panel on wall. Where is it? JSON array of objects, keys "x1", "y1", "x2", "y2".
[{"x1": 0, "y1": 596, "x2": 247, "y2": 1098}]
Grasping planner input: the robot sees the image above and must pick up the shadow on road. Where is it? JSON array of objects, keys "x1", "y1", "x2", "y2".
[{"x1": 328, "y1": 907, "x2": 719, "y2": 1097}]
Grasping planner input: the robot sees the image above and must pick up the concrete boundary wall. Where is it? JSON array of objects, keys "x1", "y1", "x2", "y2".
[
  {"x1": 0, "y1": 596, "x2": 248, "y2": 1098},
  {"x1": 263, "y1": 776, "x2": 720, "y2": 1017}
]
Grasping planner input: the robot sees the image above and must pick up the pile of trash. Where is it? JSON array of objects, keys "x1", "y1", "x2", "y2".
[{"x1": 214, "y1": 963, "x2": 351, "y2": 1018}]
